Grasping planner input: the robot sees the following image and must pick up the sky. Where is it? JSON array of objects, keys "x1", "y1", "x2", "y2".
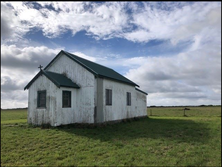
[{"x1": 1, "y1": 1, "x2": 221, "y2": 109}]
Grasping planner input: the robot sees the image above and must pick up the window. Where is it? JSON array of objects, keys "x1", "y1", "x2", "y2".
[
  {"x1": 37, "y1": 90, "x2": 46, "y2": 108},
  {"x1": 63, "y1": 91, "x2": 71, "y2": 108},
  {"x1": 106, "y1": 89, "x2": 112, "y2": 105},
  {"x1": 127, "y1": 92, "x2": 131, "y2": 106}
]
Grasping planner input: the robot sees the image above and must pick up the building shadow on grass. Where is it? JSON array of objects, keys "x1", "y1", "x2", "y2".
[{"x1": 55, "y1": 117, "x2": 210, "y2": 144}]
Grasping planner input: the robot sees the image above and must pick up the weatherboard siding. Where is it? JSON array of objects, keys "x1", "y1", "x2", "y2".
[
  {"x1": 54, "y1": 87, "x2": 78, "y2": 126},
  {"x1": 28, "y1": 74, "x2": 93, "y2": 126},
  {"x1": 102, "y1": 79, "x2": 147, "y2": 122},
  {"x1": 28, "y1": 74, "x2": 57, "y2": 126},
  {"x1": 95, "y1": 77, "x2": 104, "y2": 123},
  {"x1": 135, "y1": 91, "x2": 147, "y2": 117},
  {"x1": 46, "y1": 53, "x2": 95, "y2": 124}
]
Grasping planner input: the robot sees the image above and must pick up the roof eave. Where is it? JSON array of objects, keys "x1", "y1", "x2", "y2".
[
  {"x1": 24, "y1": 70, "x2": 42, "y2": 90},
  {"x1": 98, "y1": 74, "x2": 139, "y2": 87},
  {"x1": 24, "y1": 70, "x2": 61, "y2": 90},
  {"x1": 24, "y1": 69, "x2": 81, "y2": 90},
  {"x1": 60, "y1": 85, "x2": 80, "y2": 89},
  {"x1": 135, "y1": 88, "x2": 148, "y2": 95}
]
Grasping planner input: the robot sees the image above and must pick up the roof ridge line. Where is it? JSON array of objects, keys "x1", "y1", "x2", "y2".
[
  {"x1": 62, "y1": 50, "x2": 114, "y2": 70},
  {"x1": 62, "y1": 50, "x2": 99, "y2": 76}
]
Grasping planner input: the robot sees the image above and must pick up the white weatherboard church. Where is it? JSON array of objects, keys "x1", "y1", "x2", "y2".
[{"x1": 24, "y1": 50, "x2": 148, "y2": 126}]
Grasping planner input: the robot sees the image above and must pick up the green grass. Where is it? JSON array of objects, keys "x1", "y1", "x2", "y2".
[
  {"x1": 1, "y1": 109, "x2": 27, "y2": 123},
  {"x1": 147, "y1": 106, "x2": 221, "y2": 117},
  {"x1": 1, "y1": 107, "x2": 221, "y2": 166}
]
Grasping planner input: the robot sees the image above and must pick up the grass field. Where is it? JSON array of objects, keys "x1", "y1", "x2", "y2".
[
  {"x1": 1, "y1": 107, "x2": 221, "y2": 166},
  {"x1": 147, "y1": 106, "x2": 221, "y2": 117}
]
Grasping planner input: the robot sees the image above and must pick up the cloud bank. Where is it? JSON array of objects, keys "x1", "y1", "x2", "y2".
[{"x1": 1, "y1": 2, "x2": 221, "y2": 108}]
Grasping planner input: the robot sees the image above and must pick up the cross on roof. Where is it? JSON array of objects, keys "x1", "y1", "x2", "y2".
[{"x1": 38, "y1": 65, "x2": 43, "y2": 70}]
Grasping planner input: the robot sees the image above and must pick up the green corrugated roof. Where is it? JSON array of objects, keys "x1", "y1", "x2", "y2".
[
  {"x1": 24, "y1": 70, "x2": 80, "y2": 90},
  {"x1": 45, "y1": 50, "x2": 139, "y2": 87},
  {"x1": 43, "y1": 71, "x2": 80, "y2": 89}
]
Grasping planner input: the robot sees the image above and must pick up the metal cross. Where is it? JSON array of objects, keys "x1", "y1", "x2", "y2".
[{"x1": 38, "y1": 65, "x2": 43, "y2": 70}]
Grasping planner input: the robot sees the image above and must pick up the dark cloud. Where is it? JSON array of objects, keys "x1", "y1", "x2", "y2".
[
  {"x1": 1, "y1": 45, "x2": 60, "y2": 72},
  {"x1": 145, "y1": 71, "x2": 174, "y2": 81},
  {"x1": 1, "y1": 17, "x2": 12, "y2": 39},
  {"x1": 1, "y1": 76, "x2": 21, "y2": 92},
  {"x1": 1, "y1": 53, "x2": 53, "y2": 71},
  {"x1": 144, "y1": 81, "x2": 202, "y2": 94},
  {"x1": 161, "y1": 92, "x2": 208, "y2": 99}
]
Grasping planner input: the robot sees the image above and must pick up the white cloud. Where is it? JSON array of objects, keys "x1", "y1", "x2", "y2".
[
  {"x1": 1, "y1": 2, "x2": 129, "y2": 40},
  {"x1": 1, "y1": 2, "x2": 30, "y2": 43},
  {"x1": 124, "y1": 2, "x2": 221, "y2": 44},
  {"x1": 72, "y1": 51, "x2": 97, "y2": 62},
  {"x1": 125, "y1": 42, "x2": 221, "y2": 106},
  {"x1": 123, "y1": 29, "x2": 151, "y2": 43},
  {"x1": 1, "y1": 2, "x2": 220, "y2": 44}
]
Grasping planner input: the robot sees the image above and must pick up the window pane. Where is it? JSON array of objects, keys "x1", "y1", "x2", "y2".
[
  {"x1": 129, "y1": 93, "x2": 131, "y2": 105},
  {"x1": 63, "y1": 91, "x2": 71, "y2": 108},
  {"x1": 109, "y1": 90, "x2": 112, "y2": 105},
  {"x1": 106, "y1": 89, "x2": 112, "y2": 105},
  {"x1": 37, "y1": 91, "x2": 46, "y2": 108},
  {"x1": 106, "y1": 89, "x2": 108, "y2": 105},
  {"x1": 106, "y1": 89, "x2": 109, "y2": 105},
  {"x1": 127, "y1": 92, "x2": 131, "y2": 106},
  {"x1": 127, "y1": 92, "x2": 128, "y2": 105}
]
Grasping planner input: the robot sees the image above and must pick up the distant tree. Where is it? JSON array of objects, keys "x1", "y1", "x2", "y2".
[{"x1": 150, "y1": 105, "x2": 156, "y2": 108}]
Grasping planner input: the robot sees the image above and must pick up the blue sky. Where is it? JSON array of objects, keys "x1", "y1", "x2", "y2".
[{"x1": 1, "y1": 1, "x2": 221, "y2": 108}]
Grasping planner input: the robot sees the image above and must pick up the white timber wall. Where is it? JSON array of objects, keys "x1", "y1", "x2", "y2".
[
  {"x1": 135, "y1": 90, "x2": 147, "y2": 117},
  {"x1": 46, "y1": 53, "x2": 95, "y2": 124},
  {"x1": 28, "y1": 75, "x2": 81, "y2": 126},
  {"x1": 102, "y1": 79, "x2": 147, "y2": 122},
  {"x1": 53, "y1": 87, "x2": 78, "y2": 126},
  {"x1": 28, "y1": 75, "x2": 58, "y2": 126}
]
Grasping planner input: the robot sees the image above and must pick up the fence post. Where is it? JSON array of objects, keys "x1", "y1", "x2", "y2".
[{"x1": 150, "y1": 109, "x2": 152, "y2": 116}]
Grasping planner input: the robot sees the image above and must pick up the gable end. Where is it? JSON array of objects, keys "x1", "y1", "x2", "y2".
[{"x1": 24, "y1": 70, "x2": 80, "y2": 90}]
